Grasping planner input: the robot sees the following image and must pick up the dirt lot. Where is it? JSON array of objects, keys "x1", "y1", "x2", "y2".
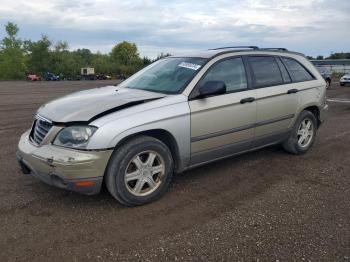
[{"x1": 0, "y1": 80, "x2": 349, "y2": 261}]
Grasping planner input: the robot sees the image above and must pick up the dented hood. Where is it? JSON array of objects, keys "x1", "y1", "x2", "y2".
[{"x1": 37, "y1": 86, "x2": 166, "y2": 123}]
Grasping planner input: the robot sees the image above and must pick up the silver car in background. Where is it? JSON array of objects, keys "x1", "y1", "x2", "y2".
[
  {"x1": 17, "y1": 46, "x2": 328, "y2": 206},
  {"x1": 340, "y1": 74, "x2": 350, "y2": 86}
]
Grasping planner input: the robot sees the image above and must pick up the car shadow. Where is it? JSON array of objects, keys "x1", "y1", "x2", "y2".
[{"x1": 26, "y1": 144, "x2": 289, "y2": 211}]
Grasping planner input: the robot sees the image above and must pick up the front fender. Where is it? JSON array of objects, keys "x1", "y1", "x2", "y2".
[{"x1": 87, "y1": 99, "x2": 191, "y2": 169}]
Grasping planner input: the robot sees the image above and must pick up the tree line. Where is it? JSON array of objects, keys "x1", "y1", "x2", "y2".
[
  {"x1": 0, "y1": 22, "x2": 170, "y2": 80},
  {"x1": 1, "y1": 21, "x2": 349, "y2": 80}
]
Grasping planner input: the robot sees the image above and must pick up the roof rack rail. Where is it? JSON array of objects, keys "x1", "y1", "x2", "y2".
[
  {"x1": 259, "y1": 48, "x2": 288, "y2": 51},
  {"x1": 209, "y1": 46, "x2": 259, "y2": 50}
]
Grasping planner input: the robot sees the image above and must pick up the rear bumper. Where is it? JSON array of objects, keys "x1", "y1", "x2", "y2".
[{"x1": 17, "y1": 131, "x2": 112, "y2": 195}]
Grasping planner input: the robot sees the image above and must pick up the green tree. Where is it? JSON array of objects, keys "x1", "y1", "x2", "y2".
[
  {"x1": 327, "y1": 52, "x2": 350, "y2": 59},
  {"x1": 154, "y1": 52, "x2": 171, "y2": 61},
  {"x1": 75, "y1": 48, "x2": 93, "y2": 66},
  {"x1": 0, "y1": 21, "x2": 157, "y2": 80},
  {"x1": 91, "y1": 52, "x2": 114, "y2": 74},
  {"x1": 142, "y1": 56, "x2": 152, "y2": 66},
  {"x1": 0, "y1": 22, "x2": 26, "y2": 79},
  {"x1": 25, "y1": 35, "x2": 52, "y2": 75},
  {"x1": 51, "y1": 41, "x2": 81, "y2": 78},
  {"x1": 110, "y1": 41, "x2": 140, "y2": 66}
]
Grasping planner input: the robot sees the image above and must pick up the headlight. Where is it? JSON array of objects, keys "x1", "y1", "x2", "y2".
[{"x1": 53, "y1": 126, "x2": 97, "y2": 149}]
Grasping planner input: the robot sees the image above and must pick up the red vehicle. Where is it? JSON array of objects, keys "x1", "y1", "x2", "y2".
[{"x1": 26, "y1": 74, "x2": 41, "y2": 81}]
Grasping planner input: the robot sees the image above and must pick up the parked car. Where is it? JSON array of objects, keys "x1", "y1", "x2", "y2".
[
  {"x1": 26, "y1": 74, "x2": 41, "y2": 81},
  {"x1": 315, "y1": 66, "x2": 331, "y2": 88},
  {"x1": 44, "y1": 72, "x2": 60, "y2": 81},
  {"x1": 340, "y1": 75, "x2": 350, "y2": 86},
  {"x1": 96, "y1": 74, "x2": 112, "y2": 80},
  {"x1": 17, "y1": 46, "x2": 328, "y2": 206}
]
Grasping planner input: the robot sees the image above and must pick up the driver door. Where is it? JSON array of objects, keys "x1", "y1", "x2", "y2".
[{"x1": 189, "y1": 57, "x2": 257, "y2": 165}]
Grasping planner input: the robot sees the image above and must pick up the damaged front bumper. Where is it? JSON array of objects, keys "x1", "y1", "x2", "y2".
[{"x1": 17, "y1": 131, "x2": 112, "y2": 195}]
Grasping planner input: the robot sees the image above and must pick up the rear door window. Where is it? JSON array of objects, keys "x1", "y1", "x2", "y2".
[
  {"x1": 247, "y1": 56, "x2": 283, "y2": 88},
  {"x1": 281, "y1": 57, "x2": 314, "y2": 82}
]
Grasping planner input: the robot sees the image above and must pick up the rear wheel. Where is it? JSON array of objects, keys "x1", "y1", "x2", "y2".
[
  {"x1": 283, "y1": 110, "x2": 317, "y2": 154},
  {"x1": 105, "y1": 136, "x2": 174, "y2": 206},
  {"x1": 325, "y1": 79, "x2": 331, "y2": 89}
]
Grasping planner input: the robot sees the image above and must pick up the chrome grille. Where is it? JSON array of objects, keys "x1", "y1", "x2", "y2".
[{"x1": 30, "y1": 116, "x2": 52, "y2": 145}]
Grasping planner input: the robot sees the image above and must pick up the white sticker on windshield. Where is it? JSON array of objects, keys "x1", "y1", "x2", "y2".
[{"x1": 178, "y1": 62, "x2": 202, "y2": 71}]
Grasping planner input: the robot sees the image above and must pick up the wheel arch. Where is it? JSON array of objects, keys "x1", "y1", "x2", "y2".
[
  {"x1": 113, "y1": 129, "x2": 184, "y2": 173},
  {"x1": 302, "y1": 105, "x2": 321, "y2": 127}
]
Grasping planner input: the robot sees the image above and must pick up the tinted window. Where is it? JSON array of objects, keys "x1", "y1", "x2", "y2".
[
  {"x1": 199, "y1": 57, "x2": 247, "y2": 93},
  {"x1": 281, "y1": 57, "x2": 314, "y2": 82},
  {"x1": 277, "y1": 58, "x2": 291, "y2": 83},
  {"x1": 248, "y1": 56, "x2": 283, "y2": 88}
]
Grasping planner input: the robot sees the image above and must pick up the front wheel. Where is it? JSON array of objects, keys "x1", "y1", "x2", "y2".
[
  {"x1": 283, "y1": 110, "x2": 317, "y2": 155},
  {"x1": 105, "y1": 136, "x2": 174, "y2": 206}
]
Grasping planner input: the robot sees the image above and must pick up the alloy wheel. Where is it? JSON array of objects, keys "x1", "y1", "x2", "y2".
[
  {"x1": 124, "y1": 150, "x2": 165, "y2": 197},
  {"x1": 297, "y1": 118, "x2": 314, "y2": 148}
]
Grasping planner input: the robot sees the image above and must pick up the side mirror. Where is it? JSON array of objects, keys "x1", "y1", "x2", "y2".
[{"x1": 198, "y1": 81, "x2": 226, "y2": 98}]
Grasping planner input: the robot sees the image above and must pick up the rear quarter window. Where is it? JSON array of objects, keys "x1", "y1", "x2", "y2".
[{"x1": 281, "y1": 57, "x2": 314, "y2": 82}]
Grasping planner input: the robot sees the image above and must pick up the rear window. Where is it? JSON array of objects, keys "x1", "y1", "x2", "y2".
[
  {"x1": 248, "y1": 56, "x2": 283, "y2": 88},
  {"x1": 281, "y1": 57, "x2": 314, "y2": 82}
]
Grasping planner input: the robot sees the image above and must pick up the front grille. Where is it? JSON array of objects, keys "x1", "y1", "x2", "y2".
[{"x1": 30, "y1": 116, "x2": 53, "y2": 145}]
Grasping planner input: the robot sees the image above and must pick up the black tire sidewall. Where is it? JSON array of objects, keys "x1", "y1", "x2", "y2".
[{"x1": 107, "y1": 136, "x2": 173, "y2": 205}]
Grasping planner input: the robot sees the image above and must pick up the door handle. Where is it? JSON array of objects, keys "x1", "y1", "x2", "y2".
[
  {"x1": 240, "y1": 97, "x2": 255, "y2": 104},
  {"x1": 287, "y1": 89, "x2": 299, "y2": 94}
]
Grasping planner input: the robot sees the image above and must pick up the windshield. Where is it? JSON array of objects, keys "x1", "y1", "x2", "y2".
[{"x1": 119, "y1": 57, "x2": 207, "y2": 94}]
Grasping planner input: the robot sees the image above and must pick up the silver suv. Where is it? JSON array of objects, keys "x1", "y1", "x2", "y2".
[{"x1": 17, "y1": 46, "x2": 328, "y2": 206}]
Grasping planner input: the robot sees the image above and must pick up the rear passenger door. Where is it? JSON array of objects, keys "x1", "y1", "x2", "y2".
[{"x1": 246, "y1": 55, "x2": 298, "y2": 146}]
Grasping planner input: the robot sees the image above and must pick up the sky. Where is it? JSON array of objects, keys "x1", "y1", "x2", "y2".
[{"x1": 0, "y1": 0, "x2": 349, "y2": 58}]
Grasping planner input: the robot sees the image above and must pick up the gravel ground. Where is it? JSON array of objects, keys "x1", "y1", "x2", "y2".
[{"x1": 0, "y1": 80, "x2": 349, "y2": 261}]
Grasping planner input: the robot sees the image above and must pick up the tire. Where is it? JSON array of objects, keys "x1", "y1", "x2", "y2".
[
  {"x1": 283, "y1": 110, "x2": 317, "y2": 155},
  {"x1": 340, "y1": 83, "x2": 345, "y2": 86},
  {"x1": 326, "y1": 79, "x2": 331, "y2": 89},
  {"x1": 105, "y1": 135, "x2": 174, "y2": 206}
]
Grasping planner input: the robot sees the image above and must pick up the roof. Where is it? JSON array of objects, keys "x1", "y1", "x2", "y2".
[{"x1": 172, "y1": 46, "x2": 305, "y2": 59}]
